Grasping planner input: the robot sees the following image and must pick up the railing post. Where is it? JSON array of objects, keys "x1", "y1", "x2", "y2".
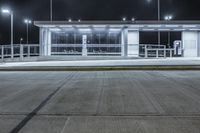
[
  {"x1": 156, "y1": 49, "x2": 159, "y2": 58},
  {"x1": 20, "y1": 44, "x2": 24, "y2": 61},
  {"x1": 170, "y1": 50, "x2": 172, "y2": 58},
  {"x1": 145, "y1": 45, "x2": 148, "y2": 58},
  {"x1": 164, "y1": 46, "x2": 166, "y2": 58},
  {"x1": 28, "y1": 45, "x2": 30, "y2": 57},
  {"x1": 1, "y1": 45, "x2": 4, "y2": 60}
]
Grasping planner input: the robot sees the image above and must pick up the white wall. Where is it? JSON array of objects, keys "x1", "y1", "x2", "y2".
[
  {"x1": 127, "y1": 31, "x2": 139, "y2": 57},
  {"x1": 182, "y1": 31, "x2": 198, "y2": 57}
]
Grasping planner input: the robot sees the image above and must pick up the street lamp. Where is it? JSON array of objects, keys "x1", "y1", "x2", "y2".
[
  {"x1": 164, "y1": 15, "x2": 173, "y2": 48},
  {"x1": 1, "y1": 8, "x2": 14, "y2": 58},
  {"x1": 24, "y1": 19, "x2": 32, "y2": 44}
]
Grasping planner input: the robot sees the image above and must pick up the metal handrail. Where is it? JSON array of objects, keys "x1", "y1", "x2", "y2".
[{"x1": 0, "y1": 44, "x2": 39, "y2": 61}]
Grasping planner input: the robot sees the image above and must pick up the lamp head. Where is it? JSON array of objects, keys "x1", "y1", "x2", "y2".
[
  {"x1": 24, "y1": 19, "x2": 32, "y2": 24},
  {"x1": 1, "y1": 9, "x2": 11, "y2": 14}
]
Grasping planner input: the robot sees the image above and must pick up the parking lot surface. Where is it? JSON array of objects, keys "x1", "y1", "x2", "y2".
[{"x1": 0, "y1": 71, "x2": 200, "y2": 133}]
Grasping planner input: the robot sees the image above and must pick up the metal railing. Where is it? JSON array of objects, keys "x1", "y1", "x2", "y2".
[
  {"x1": 139, "y1": 44, "x2": 166, "y2": 57},
  {"x1": 0, "y1": 44, "x2": 39, "y2": 61},
  {"x1": 142, "y1": 44, "x2": 178, "y2": 58},
  {"x1": 51, "y1": 44, "x2": 122, "y2": 56},
  {"x1": 145, "y1": 48, "x2": 175, "y2": 58}
]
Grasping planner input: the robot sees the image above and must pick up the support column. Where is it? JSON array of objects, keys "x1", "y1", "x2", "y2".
[{"x1": 182, "y1": 31, "x2": 198, "y2": 57}]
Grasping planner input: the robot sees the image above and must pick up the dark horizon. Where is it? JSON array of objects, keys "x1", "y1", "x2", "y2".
[{"x1": 0, "y1": 0, "x2": 200, "y2": 44}]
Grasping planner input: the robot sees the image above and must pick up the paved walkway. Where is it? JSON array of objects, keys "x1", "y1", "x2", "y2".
[{"x1": 0, "y1": 71, "x2": 200, "y2": 133}]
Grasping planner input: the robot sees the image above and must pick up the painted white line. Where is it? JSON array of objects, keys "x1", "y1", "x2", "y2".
[{"x1": 60, "y1": 117, "x2": 71, "y2": 133}]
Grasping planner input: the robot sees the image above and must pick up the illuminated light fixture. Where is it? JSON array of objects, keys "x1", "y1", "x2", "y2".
[
  {"x1": 165, "y1": 25, "x2": 179, "y2": 28},
  {"x1": 78, "y1": 28, "x2": 92, "y2": 32},
  {"x1": 142, "y1": 29, "x2": 155, "y2": 31},
  {"x1": 183, "y1": 25, "x2": 197, "y2": 28},
  {"x1": 131, "y1": 17, "x2": 135, "y2": 21},
  {"x1": 59, "y1": 25, "x2": 73, "y2": 28},
  {"x1": 158, "y1": 29, "x2": 170, "y2": 31},
  {"x1": 130, "y1": 25, "x2": 144, "y2": 28},
  {"x1": 109, "y1": 28, "x2": 122, "y2": 32},
  {"x1": 173, "y1": 29, "x2": 186, "y2": 31},
  {"x1": 1, "y1": 9, "x2": 11, "y2": 14},
  {"x1": 122, "y1": 17, "x2": 126, "y2": 21},
  {"x1": 68, "y1": 19, "x2": 72, "y2": 22},
  {"x1": 50, "y1": 28, "x2": 61, "y2": 32},
  {"x1": 24, "y1": 19, "x2": 32, "y2": 24},
  {"x1": 147, "y1": 25, "x2": 161, "y2": 28},
  {"x1": 76, "y1": 25, "x2": 90, "y2": 28},
  {"x1": 93, "y1": 27, "x2": 106, "y2": 30},
  {"x1": 164, "y1": 15, "x2": 173, "y2": 21},
  {"x1": 189, "y1": 29, "x2": 200, "y2": 31},
  {"x1": 129, "y1": 29, "x2": 139, "y2": 31},
  {"x1": 93, "y1": 25, "x2": 106, "y2": 28}
]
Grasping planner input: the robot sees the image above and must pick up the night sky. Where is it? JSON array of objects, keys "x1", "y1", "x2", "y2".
[{"x1": 0, "y1": 0, "x2": 200, "y2": 44}]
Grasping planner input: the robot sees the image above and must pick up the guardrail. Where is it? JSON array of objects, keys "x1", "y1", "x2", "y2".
[{"x1": 0, "y1": 44, "x2": 39, "y2": 61}]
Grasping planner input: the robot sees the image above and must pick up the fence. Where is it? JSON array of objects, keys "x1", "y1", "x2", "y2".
[{"x1": 0, "y1": 44, "x2": 39, "y2": 60}]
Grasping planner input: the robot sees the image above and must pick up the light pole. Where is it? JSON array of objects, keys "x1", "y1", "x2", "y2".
[
  {"x1": 24, "y1": 19, "x2": 32, "y2": 44},
  {"x1": 147, "y1": 0, "x2": 161, "y2": 45},
  {"x1": 1, "y1": 8, "x2": 14, "y2": 59},
  {"x1": 157, "y1": 0, "x2": 160, "y2": 45},
  {"x1": 165, "y1": 15, "x2": 173, "y2": 48},
  {"x1": 50, "y1": 0, "x2": 52, "y2": 21}
]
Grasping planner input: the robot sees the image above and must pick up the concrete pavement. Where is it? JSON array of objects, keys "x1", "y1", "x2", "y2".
[{"x1": 1, "y1": 71, "x2": 200, "y2": 132}]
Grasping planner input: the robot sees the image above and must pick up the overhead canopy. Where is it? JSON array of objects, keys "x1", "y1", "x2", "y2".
[{"x1": 34, "y1": 20, "x2": 200, "y2": 32}]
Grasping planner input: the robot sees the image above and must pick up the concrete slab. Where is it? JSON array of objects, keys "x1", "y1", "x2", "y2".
[
  {"x1": 19, "y1": 116, "x2": 68, "y2": 133},
  {"x1": 0, "y1": 115, "x2": 25, "y2": 133},
  {"x1": 0, "y1": 72, "x2": 73, "y2": 114},
  {"x1": 62, "y1": 116, "x2": 200, "y2": 133}
]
